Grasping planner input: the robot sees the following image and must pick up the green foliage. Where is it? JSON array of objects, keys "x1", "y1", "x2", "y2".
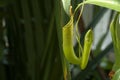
[
  {"x1": 110, "y1": 13, "x2": 120, "y2": 79},
  {"x1": 0, "y1": 0, "x2": 120, "y2": 80},
  {"x1": 112, "y1": 69, "x2": 120, "y2": 80},
  {"x1": 76, "y1": 0, "x2": 120, "y2": 12},
  {"x1": 62, "y1": 0, "x2": 71, "y2": 16},
  {"x1": 85, "y1": 0, "x2": 120, "y2": 12}
]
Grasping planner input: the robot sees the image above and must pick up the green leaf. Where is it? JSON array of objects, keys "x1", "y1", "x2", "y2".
[
  {"x1": 62, "y1": 0, "x2": 71, "y2": 16},
  {"x1": 110, "y1": 13, "x2": 120, "y2": 72},
  {"x1": 84, "y1": 0, "x2": 120, "y2": 12},
  {"x1": 112, "y1": 69, "x2": 120, "y2": 80}
]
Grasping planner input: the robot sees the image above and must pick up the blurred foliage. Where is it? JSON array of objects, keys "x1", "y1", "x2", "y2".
[{"x1": 0, "y1": 0, "x2": 118, "y2": 80}]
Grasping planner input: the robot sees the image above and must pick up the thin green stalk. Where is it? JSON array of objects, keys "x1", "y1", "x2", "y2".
[{"x1": 54, "y1": 0, "x2": 71, "y2": 79}]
